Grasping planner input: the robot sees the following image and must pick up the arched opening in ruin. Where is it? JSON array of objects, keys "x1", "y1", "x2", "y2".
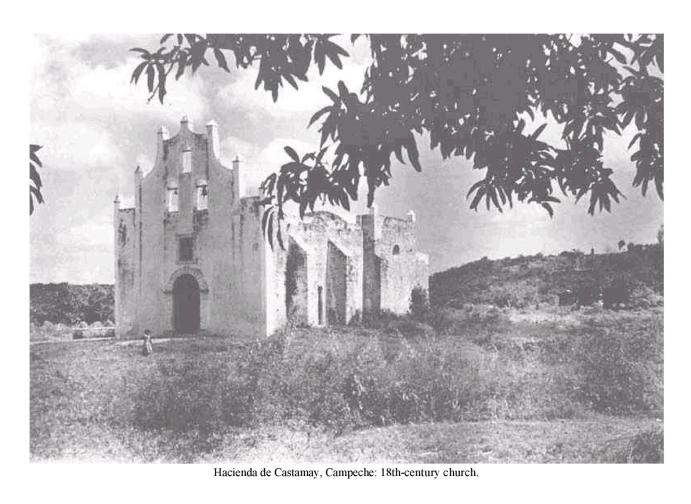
[
  {"x1": 173, "y1": 274, "x2": 200, "y2": 333},
  {"x1": 326, "y1": 242, "x2": 348, "y2": 325},
  {"x1": 392, "y1": 244, "x2": 400, "y2": 255},
  {"x1": 286, "y1": 240, "x2": 308, "y2": 325}
]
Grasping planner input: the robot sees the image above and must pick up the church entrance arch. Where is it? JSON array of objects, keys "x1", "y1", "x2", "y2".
[{"x1": 173, "y1": 274, "x2": 200, "y2": 333}]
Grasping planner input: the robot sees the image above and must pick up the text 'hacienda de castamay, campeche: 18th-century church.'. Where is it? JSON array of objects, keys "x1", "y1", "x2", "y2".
[{"x1": 113, "y1": 117, "x2": 429, "y2": 338}]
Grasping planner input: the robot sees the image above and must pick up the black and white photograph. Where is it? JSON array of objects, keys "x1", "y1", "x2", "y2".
[
  {"x1": 11, "y1": 2, "x2": 688, "y2": 498},
  {"x1": 26, "y1": 30, "x2": 666, "y2": 467}
]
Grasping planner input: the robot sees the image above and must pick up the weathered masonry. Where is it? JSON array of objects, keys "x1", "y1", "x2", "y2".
[{"x1": 114, "y1": 118, "x2": 429, "y2": 338}]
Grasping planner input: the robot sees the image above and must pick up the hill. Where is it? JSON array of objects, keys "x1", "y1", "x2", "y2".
[{"x1": 430, "y1": 244, "x2": 663, "y2": 309}]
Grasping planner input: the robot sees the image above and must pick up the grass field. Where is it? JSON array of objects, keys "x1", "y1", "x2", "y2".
[{"x1": 30, "y1": 305, "x2": 663, "y2": 463}]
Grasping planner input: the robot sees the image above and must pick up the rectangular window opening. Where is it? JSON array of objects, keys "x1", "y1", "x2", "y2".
[
  {"x1": 167, "y1": 188, "x2": 179, "y2": 212},
  {"x1": 182, "y1": 149, "x2": 192, "y2": 174},
  {"x1": 197, "y1": 184, "x2": 208, "y2": 210},
  {"x1": 178, "y1": 237, "x2": 194, "y2": 262}
]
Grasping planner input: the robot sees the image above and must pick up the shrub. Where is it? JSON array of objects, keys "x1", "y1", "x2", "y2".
[
  {"x1": 133, "y1": 359, "x2": 253, "y2": 435},
  {"x1": 575, "y1": 316, "x2": 663, "y2": 415},
  {"x1": 30, "y1": 283, "x2": 114, "y2": 325},
  {"x1": 72, "y1": 330, "x2": 84, "y2": 340},
  {"x1": 126, "y1": 310, "x2": 662, "y2": 435},
  {"x1": 409, "y1": 286, "x2": 430, "y2": 319},
  {"x1": 429, "y1": 245, "x2": 663, "y2": 309},
  {"x1": 598, "y1": 426, "x2": 664, "y2": 463}
]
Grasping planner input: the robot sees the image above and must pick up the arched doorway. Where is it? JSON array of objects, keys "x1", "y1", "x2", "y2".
[{"x1": 173, "y1": 274, "x2": 200, "y2": 333}]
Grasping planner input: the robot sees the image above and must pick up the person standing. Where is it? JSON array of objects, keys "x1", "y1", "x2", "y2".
[{"x1": 142, "y1": 329, "x2": 153, "y2": 356}]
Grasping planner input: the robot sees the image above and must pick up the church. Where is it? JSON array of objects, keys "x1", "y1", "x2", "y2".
[{"x1": 113, "y1": 117, "x2": 429, "y2": 338}]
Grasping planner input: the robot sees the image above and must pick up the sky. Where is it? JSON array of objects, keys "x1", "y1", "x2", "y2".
[{"x1": 29, "y1": 34, "x2": 664, "y2": 284}]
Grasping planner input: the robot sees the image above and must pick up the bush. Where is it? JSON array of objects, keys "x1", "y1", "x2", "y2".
[
  {"x1": 126, "y1": 310, "x2": 662, "y2": 436},
  {"x1": 72, "y1": 330, "x2": 84, "y2": 340},
  {"x1": 575, "y1": 316, "x2": 663, "y2": 415},
  {"x1": 598, "y1": 426, "x2": 664, "y2": 463},
  {"x1": 133, "y1": 359, "x2": 253, "y2": 435},
  {"x1": 30, "y1": 283, "x2": 114, "y2": 325},
  {"x1": 409, "y1": 287, "x2": 430, "y2": 319}
]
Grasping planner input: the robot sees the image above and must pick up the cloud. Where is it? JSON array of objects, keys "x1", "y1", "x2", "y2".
[
  {"x1": 239, "y1": 137, "x2": 316, "y2": 196},
  {"x1": 220, "y1": 135, "x2": 260, "y2": 164},
  {"x1": 58, "y1": 223, "x2": 113, "y2": 248},
  {"x1": 215, "y1": 40, "x2": 371, "y2": 121},
  {"x1": 29, "y1": 34, "x2": 663, "y2": 283},
  {"x1": 31, "y1": 35, "x2": 212, "y2": 144},
  {"x1": 31, "y1": 121, "x2": 124, "y2": 171}
]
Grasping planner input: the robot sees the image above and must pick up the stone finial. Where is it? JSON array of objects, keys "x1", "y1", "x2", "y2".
[
  {"x1": 156, "y1": 126, "x2": 170, "y2": 163},
  {"x1": 407, "y1": 210, "x2": 416, "y2": 223},
  {"x1": 180, "y1": 115, "x2": 194, "y2": 132},
  {"x1": 113, "y1": 193, "x2": 121, "y2": 204},
  {"x1": 206, "y1": 120, "x2": 220, "y2": 159},
  {"x1": 157, "y1": 125, "x2": 170, "y2": 139},
  {"x1": 232, "y1": 156, "x2": 242, "y2": 200}
]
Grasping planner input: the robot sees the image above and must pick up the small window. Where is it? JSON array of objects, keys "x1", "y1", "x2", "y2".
[
  {"x1": 178, "y1": 237, "x2": 194, "y2": 262},
  {"x1": 318, "y1": 286, "x2": 324, "y2": 325},
  {"x1": 196, "y1": 184, "x2": 208, "y2": 210},
  {"x1": 167, "y1": 187, "x2": 179, "y2": 212},
  {"x1": 182, "y1": 149, "x2": 192, "y2": 174},
  {"x1": 118, "y1": 221, "x2": 127, "y2": 245},
  {"x1": 392, "y1": 244, "x2": 400, "y2": 255}
]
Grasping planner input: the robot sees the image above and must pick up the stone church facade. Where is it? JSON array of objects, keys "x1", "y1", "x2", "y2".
[{"x1": 113, "y1": 118, "x2": 429, "y2": 338}]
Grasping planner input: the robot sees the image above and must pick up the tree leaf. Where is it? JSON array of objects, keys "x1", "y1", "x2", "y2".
[
  {"x1": 131, "y1": 61, "x2": 148, "y2": 83},
  {"x1": 213, "y1": 48, "x2": 230, "y2": 72},
  {"x1": 284, "y1": 146, "x2": 300, "y2": 163},
  {"x1": 322, "y1": 86, "x2": 339, "y2": 103},
  {"x1": 531, "y1": 123, "x2": 548, "y2": 140},
  {"x1": 146, "y1": 65, "x2": 155, "y2": 92}
]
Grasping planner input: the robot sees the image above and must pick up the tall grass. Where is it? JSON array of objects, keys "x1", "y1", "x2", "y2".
[{"x1": 128, "y1": 308, "x2": 662, "y2": 436}]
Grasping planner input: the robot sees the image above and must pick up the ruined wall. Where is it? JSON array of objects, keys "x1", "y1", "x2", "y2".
[
  {"x1": 227, "y1": 196, "x2": 266, "y2": 336},
  {"x1": 267, "y1": 212, "x2": 363, "y2": 331},
  {"x1": 358, "y1": 211, "x2": 380, "y2": 315},
  {"x1": 114, "y1": 205, "x2": 136, "y2": 337},
  {"x1": 285, "y1": 239, "x2": 309, "y2": 324},
  {"x1": 358, "y1": 210, "x2": 429, "y2": 316},
  {"x1": 376, "y1": 215, "x2": 429, "y2": 314},
  {"x1": 326, "y1": 241, "x2": 348, "y2": 324}
]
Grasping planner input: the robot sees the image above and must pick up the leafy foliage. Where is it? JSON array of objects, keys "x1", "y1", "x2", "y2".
[
  {"x1": 30, "y1": 144, "x2": 44, "y2": 215},
  {"x1": 131, "y1": 34, "x2": 663, "y2": 247},
  {"x1": 576, "y1": 315, "x2": 663, "y2": 414},
  {"x1": 430, "y1": 243, "x2": 663, "y2": 309},
  {"x1": 597, "y1": 426, "x2": 663, "y2": 463},
  {"x1": 30, "y1": 283, "x2": 114, "y2": 325},
  {"x1": 110, "y1": 309, "x2": 665, "y2": 436},
  {"x1": 130, "y1": 34, "x2": 349, "y2": 103},
  {"x1": 30, "y1": 293, "x2": 662, "y2": 461}
]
